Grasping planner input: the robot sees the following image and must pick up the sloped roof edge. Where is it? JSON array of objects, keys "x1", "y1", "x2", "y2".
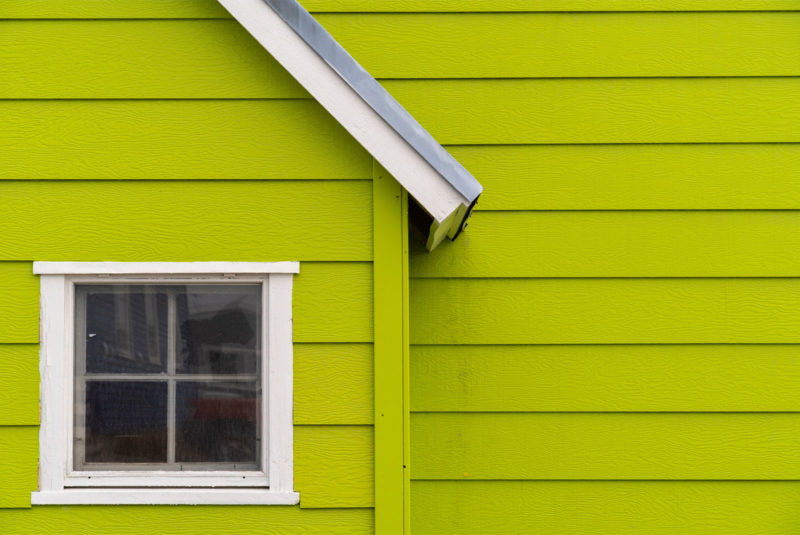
[
  {"x1": 218, "y1": 0, "x2": 482, "y2": 240},
  {"x1": 264, "y1": 0, "x2": 483, "y2": 202}
]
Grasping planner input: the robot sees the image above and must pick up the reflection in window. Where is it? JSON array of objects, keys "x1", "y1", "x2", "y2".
[{"x1": 74, "y1": 284, "x2": 262, "y2": 471}]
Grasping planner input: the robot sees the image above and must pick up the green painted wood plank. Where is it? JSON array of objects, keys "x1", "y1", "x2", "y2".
[
  {"x1": 0, "y1": 265, "x2": 38, "y2": 344},
  {"x1": 0, "y1": 0, "x2": 231, "y2": 18},
  {"x1": 0, "y1": 345, "x2": 39, "y2": 426},
  {"x1": 410, "y1": 344, "x2": 800, "y2": 412},
  {"x1": 9, "y1": 80, "x2": 800, "y2": 167},
  {"x1": 381, "y1": 78, "x2": 800, "y2": 145},
  {"x1": 294, "y1": 263, "x2": 373, "y2": 343},
  {"x1": 410, "y1": 211, "x2": 800, "y2": 278},
  {"x1": 449, "y1": 144, "x2": 800, "y2": 211},
  {"x1": 412, "y1": 481, "x2": 800, "y2": 535},
  {"x1": 6, "y1": 14, "x2": 800, "y2": 96},
  {"x1": 411, "y1": 278, "x2": 800, "y2": 345},
  {"x1": 0, "y1": 20, "x2": 304, "y2": 99},
  {"x1": 412, "y1": 413, "x2": 800, "y2": 480},
  {"x1": 307, "y1": 0, "x2": 800, "y2": 11},
  {"x1": 3, "y1": 0, "x2": 799, "y2": 17},
  {"x1": 0, "y1": 100, "x2": 370, "y2": 180},
  {"x1": 320, "y1": 12, "x2": 800, "y2": 78},
  {"x1": 0, "y1": 181, "x2": 371, "y2": 262},
  {"x1": 372, "y1": 166, "x2": 408, "y2": 533},
  {"x1": 4, "y1": 507, "x2": 372, "y2": 534},
  {"x1": 0, "y1": 426, "x2": 37, "y2": 508},
  {"x1": 294, "y1": 344, "x2": 373, "y2": 424},
  {"x1": 295, "y1": 426, "x2": 373, "y2": 508}
]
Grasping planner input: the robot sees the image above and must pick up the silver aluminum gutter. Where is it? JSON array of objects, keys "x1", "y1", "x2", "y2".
[{"x1": 263, "y1": 0, "x2": 483, "y2": 203}]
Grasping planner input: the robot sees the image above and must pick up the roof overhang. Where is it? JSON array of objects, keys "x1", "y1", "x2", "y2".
[{"x1": 218, "y1": 0, "x2": 483, "y2": 250}]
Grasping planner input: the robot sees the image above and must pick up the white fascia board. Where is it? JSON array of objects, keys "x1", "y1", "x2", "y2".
[
  {"x1": 217, "y1": 0, "x2": 472, "y2": 223},
  {"x1": 33, "y1": 261, "x2": 300, "y2": 275}
]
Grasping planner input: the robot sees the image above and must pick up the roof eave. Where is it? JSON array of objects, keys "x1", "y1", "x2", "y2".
[{"x1": 218, "y1": 0, "x2": 482, "y2": 248}]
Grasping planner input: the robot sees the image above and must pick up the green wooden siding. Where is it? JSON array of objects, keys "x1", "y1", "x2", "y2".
[
  {"x1": 0, "y1": 3, "x2": 375, "y2": 528},
  {"x1": 7, "y1": 14, "x2": 800, "y2": 92},
  {"x1": 3, "y1": 1, "x2": 800, "y2": 533},
  {"x1": 3, "y1": 0, "x2": 800, "y2": 17},
  {"x1": 445, "y1": 144, "x2": 800, "y2": 211},
  {"x1": 368, "y1": 4, "x2": 800, "y2": 534},
  {"x1": 0, "y1": 102, "x2": 367, "y2": 179},
  {"x1": 411, "y1": 345, "x2": 800, "y2": 412},
  {"x1": 4, "y1": 507, "x2": 373, "y2": 535},
  {"x1": 412, "y1": 481, "x2": 800, "y2": 535}
]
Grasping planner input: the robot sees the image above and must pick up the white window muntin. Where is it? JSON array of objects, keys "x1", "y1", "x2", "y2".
[{"x1": 33, "y1": 262, "x2": 298, "y2": 505}]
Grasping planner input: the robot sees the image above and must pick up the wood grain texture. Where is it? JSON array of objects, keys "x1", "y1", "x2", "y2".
[
  {"x1": 294, "y1": 344, "x2": 372, "y2": 424},
  {"x1": 0, "y1": 181, "x2": 371, "y2": 262},
  {"x1": 0, "y1": 264, "x2": 38, "y2": 344},
  {"x1": 448, "y1": 144, "x2": 800, "y2": 211},
  {"x1": 295, "y1": 426, "x2": 373, "y2": 508},
  {"x1": 0, "y1": 426, "x2": 37, "y2": 508},
  {"x1": 294, "y1": 263, "x2": 373, "y2": 343},
  {"x1": 320, "y1": 12, "x2": 800, "y2": 78},
  {"x1": 0, "y1": 100, "x2": 370, "y2": 180},
  {"x1": 9, "y1": 79, "x2": 800, "y2": 157},
  {"x1": 412, "y1": 481, "x2": 800, "y2": 535},
  {"x1": 0, "y1": 20, "x2": 303, "y2": 99},
  {"x1": 6, "y1": 14, "x2": 800, "y2": 96},
  {"x1": 2, "y1": 0, "x2": 798, "y2": 17},
  {"x1": 410, "y1": 211, "x2": 800, "y2": 278},
  {"x1": 411, "y1": 278, "x2": 800, "y2": 345},
  {"x1": 381, "y1": 78, "x2": 800, "y2": 145},
  {"x1": 4, "y1": 507, "x2": 372, "y2": 534},
  {"x1": 410, "y1": 344, "x2": 800, "y2": 412},
  {"x1": 0, "y1": 345, "x2": 39, "y2": 425},
  {"x1": 411, "y1": 412, "x2": 800, "y2": 480}
]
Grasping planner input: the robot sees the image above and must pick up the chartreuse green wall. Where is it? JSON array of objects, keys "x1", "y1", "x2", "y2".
[
  {"x1": 398, "y1": 3, "x2": 800, "y2": 535},
  {"x1": 0, "y1": 1, "x2": 380, "y2": 533},
  {"x1": 4, "y1": 0, "x2": 800, "y2": 533}
]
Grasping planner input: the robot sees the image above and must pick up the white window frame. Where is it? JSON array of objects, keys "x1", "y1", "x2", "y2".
[{"x1": 31, "y1": 262, "x2": 300, "y2": 505}]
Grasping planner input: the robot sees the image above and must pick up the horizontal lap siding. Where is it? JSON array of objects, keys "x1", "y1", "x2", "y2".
[
  {"x1": 3, "y1": 1, "x2": 800, "y2": 17},
  {"x1": 447, "y1": 144, "x2": 800, "y2": 210},
  {"x1": 410, "y1": 345, "x2": 800, "y2": 412},
  {"x1": 5, "y1": 506, "x2": 373, "y2": 535},
  {"x1": 375, "y1": 6, "x2": 800, "y2": 534},
  {"x1": 410, "y1": 211, "x2": 800, "y2": 278},
  {"x1": 412, "y1": 413, "x2": 800, "y2": 480},
  {"x1": 6, "y1": 14, "x2": 800, "y2": 92},
  {"x1": 0, "y1": 101, "x2": 369, "y2": 179},
  {"x1": 411, "y1": 278, "x2": 800, "y2": 345},
  {"x1": 412, "y1": 481, "x2": 800, "y2": 535},
  {"x1": 0, "y1": 8, "x2": 375, "y2": 520}
]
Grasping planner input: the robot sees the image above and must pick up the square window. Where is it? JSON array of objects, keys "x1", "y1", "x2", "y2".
[{"x1": 32, "y1": 262, "x2": 299, "y2": 505}]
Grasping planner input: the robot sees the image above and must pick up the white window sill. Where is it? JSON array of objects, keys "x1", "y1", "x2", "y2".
[{"x1": 31, "y1": 489, "x2": 300, "y2": 505}]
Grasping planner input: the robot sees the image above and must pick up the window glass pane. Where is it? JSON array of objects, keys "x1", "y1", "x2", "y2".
[
  {"x1": 79, "y1": 285, "x2": 168, "y2": 374},
  {"x1": 81, "y1": 381, "x2": 167, "y2": 464},
  {"x1": 74, "y1": 282, "x2": 263, "y2": 473},
  {"x1": 176, "y1": 381, "x2": 260, "y2": 466},
  {"x1": 176, "y1": 285, "x2": 261, "y2": 375}
]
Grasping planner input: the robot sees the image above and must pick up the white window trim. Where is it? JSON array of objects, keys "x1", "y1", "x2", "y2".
[{"x1": 31, "y1": 261, "x2": 300, "y2": 506}]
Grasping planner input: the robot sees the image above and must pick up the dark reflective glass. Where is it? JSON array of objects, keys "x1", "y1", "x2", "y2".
[
  {"x1": 83, "y1": 381, "x2": 167, "y2": 464},
  {"x1": 80, "y1": 285, "x2": 168, "y2": 374},
  {"x1": 176, "y1": 285, "x2": 260, "y2": 375},
  {"x1": 176, "y1": 381, "x2": 260, "y2": 466}
]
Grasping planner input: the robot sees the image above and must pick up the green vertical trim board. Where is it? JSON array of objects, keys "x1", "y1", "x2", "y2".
[
  {"x1": 372, "y1": 162, "x2": 408, "y2": 534},
  {"x1": 401, "y1": 190, "x2": 411, "y2": 535}
]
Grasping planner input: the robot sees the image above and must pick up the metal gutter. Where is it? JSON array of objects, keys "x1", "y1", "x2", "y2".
[{"x1": 263, "y1": 0, "x2": 483, "y2": 203}]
